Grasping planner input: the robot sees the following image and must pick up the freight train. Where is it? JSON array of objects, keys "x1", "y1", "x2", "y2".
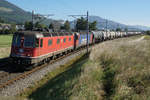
[{"x1": 10, "y1": 31, "x2": 141, "y2": 67}]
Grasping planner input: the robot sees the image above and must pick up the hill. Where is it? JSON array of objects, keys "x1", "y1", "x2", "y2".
[
  {"x1": 0, "y1": 0, "x2": 53, "y2": 25},
  {"x1": 90, "y1": 16, "x2": 150, "y2": 31},
  {"x1": 1, "y1": 0, "x2": 150, "y2": 30},
  {"x1": 71, "y1": 16, "x2": 150, "y2": 31},
  {"x1": 0, "y1": 0, "x2": 32, "y2": 24}
]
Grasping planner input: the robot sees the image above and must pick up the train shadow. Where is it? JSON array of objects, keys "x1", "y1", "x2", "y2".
[
  {"x1": 28, "y1": 53, "x2": 90, "y2": 100},
  {"x1": 0, "y1": 57, "x2": 26, "y2": 73},
  {"x1": 0, "y1": 57, "x2": 9, "y2": 64}
]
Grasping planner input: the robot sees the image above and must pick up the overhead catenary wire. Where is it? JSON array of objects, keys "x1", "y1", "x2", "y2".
[
  {"x1": 68, "y1": 11, "x2": 89, "y2": 53},
  {"x1": 31, "y1": 10, "x2": 54, "y2": 30}
]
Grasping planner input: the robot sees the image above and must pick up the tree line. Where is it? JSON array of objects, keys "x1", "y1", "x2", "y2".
[
  {"x1": 0, "y1": 17, "x2": 17, "y2": 34},
  {"x1": 1, "y1": 16, "x2": 145, "y2": 34},
  {"x1": 146, "y1": 30, "x2": 150, "y2": 35},
  {"x1": 24, "y1": 17, "x2": 97, "y2": 32},
  {"x1": 0, "y1": 24, "x2": 16, "y2": 34},
  {"x1": 24, "y1": 17, "x2": 128, "y2": 32}
]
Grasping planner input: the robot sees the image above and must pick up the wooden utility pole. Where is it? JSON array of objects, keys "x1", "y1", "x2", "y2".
[
  {"x1": 31, "y1": 10, "x2": 54, "y2": 31},
  {"x1": 68, "y1": 11, "x2": 89, "y2": 53},
  {"x1": 106, "y1": 20, "x2": 108, "y2": 38},
  {"x1": 32, "y1": 10, "x2": 34, "y2": 31},
  {"x1": 86, "y1": 11, "x2": 89, "y2": 53}
]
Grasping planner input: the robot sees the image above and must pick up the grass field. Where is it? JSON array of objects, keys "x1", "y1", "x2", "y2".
[
  {"x1": 90, "y1": 35, "x2": 150, "y2": 100},
  {"x1": 20, "y1": 53, "x2": 88, "y2": 100},
  {"x1": 20, "y1": 35, "x2": 150, "y2": 100},
  {"x1": 0, "y1": 35, "x2": 12, "y2": 47},
  {"x1": 0, "y1": 35, "x2": 12, "y2": 58}
]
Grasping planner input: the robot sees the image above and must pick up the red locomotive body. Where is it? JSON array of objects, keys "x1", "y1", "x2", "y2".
[{"x1": 10, "y1": 31, "x2": 74, "y2": 65}]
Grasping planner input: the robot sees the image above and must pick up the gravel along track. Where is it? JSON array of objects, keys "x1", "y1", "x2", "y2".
[
  {"x1": 0, "y1": 49, "x2": 86, "y2": 96},
  {"x1": 0, "y1": 36, "x2": 139, "y2": 97}
]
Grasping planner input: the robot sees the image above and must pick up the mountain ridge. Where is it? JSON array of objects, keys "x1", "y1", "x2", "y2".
[
  {"x1": 88, "y1": 16, "x2": 150, "y2": 31},
  {"x1": 0, "y1": 0, "x2": 32, "y2": 23},
  {"x1": 0, "y1": 0, "x2": 150, "y2": 31}
]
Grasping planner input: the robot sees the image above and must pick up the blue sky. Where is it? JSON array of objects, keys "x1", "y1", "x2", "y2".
[{"x1": 7, "y1": 0, "x2": 150, "y2": 26}]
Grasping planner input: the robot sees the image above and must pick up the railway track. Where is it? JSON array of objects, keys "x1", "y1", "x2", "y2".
[
  {"x1": 0, "y1": 47, "x2": 87, "y2": 90},
  {"x1": 0, "y1": 72, "x2": 9, "y2": 79},
  {"x1": 0, "y1": 35, "x2": 142, "y2": 94}
]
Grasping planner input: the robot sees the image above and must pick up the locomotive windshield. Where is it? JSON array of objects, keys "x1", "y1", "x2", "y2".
[
  {"x1": 12, "y1": 34, "x2": 35, "y2": 48},
  {"x1": 24, "y1": 36, "x2": 35, "y2": 48},
  {"x1": 12, "y1": 35, "x2": 21, "y2": 47}
]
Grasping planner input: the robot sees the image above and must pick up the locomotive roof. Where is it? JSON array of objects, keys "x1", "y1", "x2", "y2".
[{"x1": 15, "y1": 31, "x2": 73, "y2": 38}]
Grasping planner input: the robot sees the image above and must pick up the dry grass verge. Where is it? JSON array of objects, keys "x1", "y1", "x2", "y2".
[
  {"x1": 20, "y1": 53, "x2": 105, "y2": 100},
  {"x1": 69, "y1": 60, "x2": 105, "y2": 100},
  {"x1": 19, "y1": 35, "x2": 150, "y2": 100},
  {"x1": 0, "y1": 35, "x2": 12, "y2": 58},
  {"x1": 20, "y1": 53, "x2": 87, "y2": 100},
  {"x1": 90, "y1": 35, "x2": 150, "y2": 99},
  {"x1": 0, "y1": 47, "x2": 10, "y2": 58}
]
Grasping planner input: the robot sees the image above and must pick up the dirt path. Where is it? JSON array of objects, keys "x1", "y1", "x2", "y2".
[
  {"x1": 0, "y1": 47, "x2": 10, "y2": 58},
  {"x1": 130, "y1": 36, "x2": 145, "y2": 43}
]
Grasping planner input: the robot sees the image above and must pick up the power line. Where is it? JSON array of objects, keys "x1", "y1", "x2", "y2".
[
  {"x1": 68, "y1": 15, "x2": 87, "y2": 17},
  {"x1": 68, "y1": 11, "x2": 89, "y2": 53},
  {"x1": 96, "y1": 20, "x2": 109, "y2": 37},
  {"x1": 31, "y1": 10, "x2": 54, "y2": 30},
  {"x1": 106, "y1": 20, "x2": 108, "y2": 37},
  {"x1": 68, "y1": 14, "x2": 86, "y2": 31},
  {"x1": 86, "y1": 11, "x2": 89, "y2": 53}
]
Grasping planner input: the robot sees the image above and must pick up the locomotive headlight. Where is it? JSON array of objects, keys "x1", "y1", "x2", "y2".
[{"x1": 19, "y1": 49, "x2": 24, "y2": 53}]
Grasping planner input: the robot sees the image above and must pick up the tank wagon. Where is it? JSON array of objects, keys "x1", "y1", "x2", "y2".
[
  {"x1": 91, "y1": 31, "x2": 142, "y2": 43},
  {"x1": 10, "y1": 30, "x2": 142, "y2": 67}
]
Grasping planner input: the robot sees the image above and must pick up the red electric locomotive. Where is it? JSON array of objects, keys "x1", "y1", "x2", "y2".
[{"x1": 10, "y1": 31, "x2": 76, "y2": 65}]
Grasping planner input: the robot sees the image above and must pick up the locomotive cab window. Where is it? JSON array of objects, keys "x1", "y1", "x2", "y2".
[
  {"x1": 48, "y1": 39, "x2": 52, "y2": 46},
  {"x1": 63, "y1": 38, "x2": 66, "y2": 43},
  {"x1": 24, "y1": 36, "x2": 35, "y2": 48},
  {"x1": 57, "y1": 39, "x2": 60, "y2": 44},
  {"x1": 40, "y1": 39, "x2": 43, "y2": 47},
  {"x1": 35, "y1": 39, "x2": 39, "y2": 47},
  {"x1": 69, "y1": 37, "x2": 71, "y2": 41},
  {"x1": 12, "y1": 35, "x2": 21, "y2": 47}
]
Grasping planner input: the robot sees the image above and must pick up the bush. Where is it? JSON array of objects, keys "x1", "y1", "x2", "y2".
[
  {"x1": 146, "y1": 30, "x2": 150, "y2": 35},
  {"x1": 0, "y1": 28, "x2": 16, "y2": 34},
  {"x1": 90, "y1": 35, "x2": 150, "y2": 99}
]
